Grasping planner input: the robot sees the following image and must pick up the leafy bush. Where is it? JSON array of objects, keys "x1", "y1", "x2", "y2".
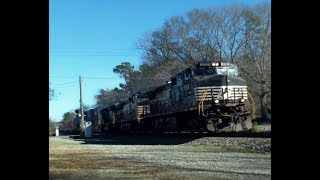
[{"x1": 250, "y1": 122, "x2": 261, "y2": 133}]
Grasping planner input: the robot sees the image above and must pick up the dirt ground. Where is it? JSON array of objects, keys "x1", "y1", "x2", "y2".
[{"x1": 49, "y1": 135, "x2": 271, "y2": 179}]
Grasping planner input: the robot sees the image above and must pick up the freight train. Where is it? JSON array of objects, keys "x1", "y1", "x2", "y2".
[{"x1": 82, "y1": 61, "x2": 253, "y2": 133}]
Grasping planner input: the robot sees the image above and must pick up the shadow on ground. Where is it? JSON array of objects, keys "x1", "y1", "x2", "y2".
[
  {"x1": 67, "y1": 130, "x2": 271, "y2": 145},
  {"x1": 68, "y1": 133, "x2": 203, "y2": 145}
]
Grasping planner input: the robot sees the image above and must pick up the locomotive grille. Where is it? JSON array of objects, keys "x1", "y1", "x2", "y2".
[{"x1": 194, "y1": 86, "x2": 248, "y2": 101}]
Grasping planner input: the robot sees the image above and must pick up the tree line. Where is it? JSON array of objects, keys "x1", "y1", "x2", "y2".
[{"x1": 96, "y1": 2, "x2": 271, "y2": 120}]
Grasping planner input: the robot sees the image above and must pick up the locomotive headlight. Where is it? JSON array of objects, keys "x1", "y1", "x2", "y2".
[
  {"x1": 240, "y1": 98, "x2": 245, "y2": 103},
  {"x1": 211, "y1": 62, "x2": 219, "y2": 67},
  {"x1": 214, "y1": 99, "x2": 219, "y2": 104}
]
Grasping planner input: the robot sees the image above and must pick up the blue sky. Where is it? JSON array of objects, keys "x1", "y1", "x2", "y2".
[{"x1": 49, "y1": 0, "x2": 268, "y2": 121}]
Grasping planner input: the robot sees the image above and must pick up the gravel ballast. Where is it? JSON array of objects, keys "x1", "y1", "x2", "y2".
[{"x1": 49, "y1": 135, "x2": 271, "y2": 179}]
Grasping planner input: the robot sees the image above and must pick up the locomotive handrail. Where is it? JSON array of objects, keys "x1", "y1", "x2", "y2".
[
  {"x1": 137, "y1": 109, "x2": 142, "y2": 124},
  {"x1": 198, "y1": 89, "x2": 208, "y2": 116},
  {"x1": 247, "y1": 90, "x2": 256, "y2": 119}
]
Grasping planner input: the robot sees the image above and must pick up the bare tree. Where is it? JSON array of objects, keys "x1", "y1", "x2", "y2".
[
  {"x1": 94, "y1": 3, "x2": 271, "y2": 120},
  {"x1": 235, "y1": 3, "x2": 271, "y2": 120},
  {"x1": 137, "y1": 2, "x2": 271, "y2": 120},
  {"x1": 49, "y1": 87, "x2": 54, "y2": 100}
]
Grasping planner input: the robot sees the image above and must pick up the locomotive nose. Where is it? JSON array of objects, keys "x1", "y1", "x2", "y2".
[{"x1": 225, "y1": 75, "x2": 246, "y2": 86}]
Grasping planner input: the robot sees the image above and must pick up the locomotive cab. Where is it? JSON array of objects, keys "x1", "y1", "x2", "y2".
[
  {"x1": 192, "y1": 62, "x2": 247, "y2": 105},
  {"x1": 191, "y1": 61, "x2": 252, "y2": 132}
]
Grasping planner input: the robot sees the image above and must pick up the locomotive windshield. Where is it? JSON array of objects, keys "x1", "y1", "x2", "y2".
[
  {"x1": 193, "y1": 64, "x2": 238, "y2": 76},
  {"x1": 216, "y1": 64, "x2": 238, "y2": 76},
  {"x1": 194, "y1": 66, "x2": 215, "y2": 76}
]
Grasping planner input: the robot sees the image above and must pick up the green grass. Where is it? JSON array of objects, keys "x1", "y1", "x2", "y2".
[{"x1": 249, "y1": 122, "x2": 262, "y2": 133}]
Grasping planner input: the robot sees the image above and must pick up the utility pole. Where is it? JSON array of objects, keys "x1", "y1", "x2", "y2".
[{"x1": 79, "y1": 75, "x2": 85, "y2": 134}]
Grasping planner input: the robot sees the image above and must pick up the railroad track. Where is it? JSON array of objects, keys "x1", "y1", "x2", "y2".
[
  {"x1": 93, "y1": 130, "x2": 271, "y2": 139},
  {"x1": 67, "y1": 124, "x2": 271, "y2": 139}
]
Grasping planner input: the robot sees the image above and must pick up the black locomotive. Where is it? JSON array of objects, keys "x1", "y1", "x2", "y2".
[{"x1": 97, "y1": 61, "x2": 253, "y2": 133}]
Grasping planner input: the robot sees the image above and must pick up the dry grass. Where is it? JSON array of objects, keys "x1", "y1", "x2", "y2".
[
  {"x1": 49, "y1": 136, "x2": 270, "y2": 180},
  {"x1": 49, "y1": 138, "x2": 101, "y2": 179},
  {"x1": 49, "y1": 137, "x2": 160, "y2": 179}
]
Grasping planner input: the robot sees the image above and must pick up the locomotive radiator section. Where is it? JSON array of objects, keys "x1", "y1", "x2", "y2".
[{"x1": 194, "y1": 86, "x2": 252, "y2": 132}]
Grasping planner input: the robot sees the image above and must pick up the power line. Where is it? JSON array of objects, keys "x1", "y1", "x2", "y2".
[
  {"x1": 83, "y1": 76, "x2": 120, "y2": 80},
  {"x1": 50, "y1": 76, "x2": 78, "y2": 79},
  {"x1": 50, "y1": 76, "x2": 167, "y2": 80},
  {"x1": 82, "y1": 76, "x2": 168, "y2": 80},
  {"x1": 50, "y1": 54, "x2": 134, "y2": 57},
  {"x1": 50, "y1": 81, "x2": 78, "y2": 86},
  {"x1": 50, "y1": 48, "x2": 136, "y2": 52},
  {"x1": 49, "y1": 76, "x2": 120, "y2": 80},
  {"x1": 49, "y1": 49, "x2": 138, "y2": 56}
]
